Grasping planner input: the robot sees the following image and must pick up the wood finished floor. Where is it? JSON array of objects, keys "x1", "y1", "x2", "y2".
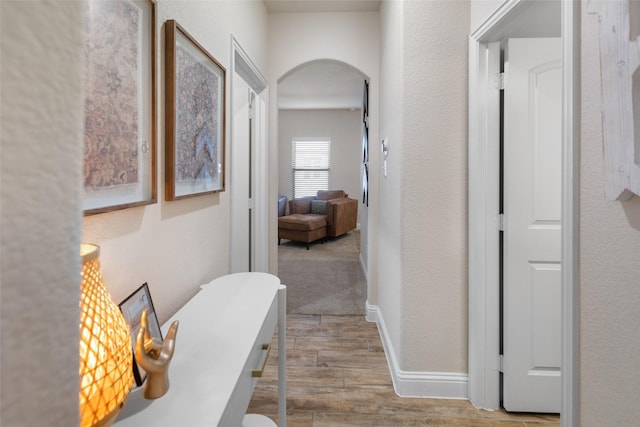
[{"x1": 247, "y1": 314, "x2": 560, "y2": 427}]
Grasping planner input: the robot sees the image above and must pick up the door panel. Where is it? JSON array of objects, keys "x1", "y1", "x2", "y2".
[
  {"x1": 503, "y1": 37, "x2": 561, "y2": 413},
  {"x1": 530, "y1": 261, "x2": 561, "y2": 368},
  {"x1": 532, "y1": 66, "x2": 562, "y2": 223}
]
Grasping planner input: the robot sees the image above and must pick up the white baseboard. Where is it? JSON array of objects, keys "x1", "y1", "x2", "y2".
[
  {"x1": 365, "y1": 299, "x2": 378, "y2": 323},
  {"x1": 365, "y1": 301, "x2": 469, "y2": 399}
]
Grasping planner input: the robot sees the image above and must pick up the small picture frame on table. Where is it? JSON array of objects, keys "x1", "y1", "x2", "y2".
[{"x1": 119, "y1": 282, "x2": 162, "y2": 386}]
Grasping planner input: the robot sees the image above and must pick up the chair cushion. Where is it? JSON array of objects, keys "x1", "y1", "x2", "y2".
[
  {"x1": 278, "y1": 214, "x2": 326, "y2": 231},
  {"x1": 310, "y1": 200, "x2": 327, "y2": 215},
  {"x1": 289, "y1": 196, "x2": 315, "y2": 214}
]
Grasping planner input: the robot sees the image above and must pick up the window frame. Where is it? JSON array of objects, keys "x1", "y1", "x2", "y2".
[{"x1": 291, "y1": 137, "x2": 331, "y2": 199}]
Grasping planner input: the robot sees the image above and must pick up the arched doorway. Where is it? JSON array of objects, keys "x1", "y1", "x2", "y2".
[{"x1": 275, "y1": 60, "x2": 370, "y2": 315}]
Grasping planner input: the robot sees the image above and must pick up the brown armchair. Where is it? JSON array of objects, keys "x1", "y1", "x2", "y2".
[{"x1": 287, "y1": 190, "x2": 358, "y2": 238}]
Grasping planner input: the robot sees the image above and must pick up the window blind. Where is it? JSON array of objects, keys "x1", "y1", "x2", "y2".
[{"x1": 292, "y1": 139, "x2": 330, "y2": 198}]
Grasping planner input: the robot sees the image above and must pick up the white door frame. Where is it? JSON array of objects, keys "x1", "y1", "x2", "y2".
[
  {"x1": 230, "y1": 36, "x2": 269, "y2": 272},
  {"x1": 467, "y1": 1, "x2": 579, "y2": 425}
]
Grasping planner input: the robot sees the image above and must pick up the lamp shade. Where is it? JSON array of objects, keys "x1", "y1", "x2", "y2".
[{"x1": 79, "y1": 244, "x2": 133, "y2": 427}]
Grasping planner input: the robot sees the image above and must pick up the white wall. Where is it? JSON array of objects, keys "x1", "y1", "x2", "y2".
[
  {"x1": 376, "y1": 0, "x2": 470, "y2": 394},
  {"x1": 401, "y1": 0, "x2": 469, "y2": 373},
  {"x1": 278, "y1": 109, "x2": 361, "y2": 207},
  {"x1": 1, "y1": 2, "x2": 84, "y2": 425},
  {"x1": 580, "y1": 3, "x2": 640, "y2": 425},
  {"x1": 83, "y1": 1, "x2": 269, "y2": 324}
]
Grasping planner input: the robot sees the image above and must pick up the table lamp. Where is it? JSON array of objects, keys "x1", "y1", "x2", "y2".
[{"x1": 79, "y1": 243, "x2": 134, "y2": 426}]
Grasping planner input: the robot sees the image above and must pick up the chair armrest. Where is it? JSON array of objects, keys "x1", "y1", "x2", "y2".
[{"x1": 325, "y1": 197, "x2": 358, "y2": 237}]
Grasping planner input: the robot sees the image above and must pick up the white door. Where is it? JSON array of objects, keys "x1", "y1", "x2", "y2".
[
  {"x1": 230, "y1": 72, "x2": 252, "y2": 273},
  {"x1": 502, "y1": 37, "x2": 562, "y2": 413}
]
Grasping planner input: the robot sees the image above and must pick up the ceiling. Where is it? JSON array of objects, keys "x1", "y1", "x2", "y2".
[
  {"x1": 266, "y1": 0, "x2": 379, "y2": 110},
  {"x1": 264, "y1": 0, "x2": 381, "y2": 14}
]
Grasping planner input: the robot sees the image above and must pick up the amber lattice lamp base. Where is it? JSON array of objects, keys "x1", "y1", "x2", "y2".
[
  {"x1": 79, "y1": 243, "x2": 134, "y2": 427},
  {"x1": 93, "y1": 406, "x2": 123, "y2": 427}
]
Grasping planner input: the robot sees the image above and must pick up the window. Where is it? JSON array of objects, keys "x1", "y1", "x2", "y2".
[{"x1": 292, "y1": 139, "x2": 330, "y2": 198}]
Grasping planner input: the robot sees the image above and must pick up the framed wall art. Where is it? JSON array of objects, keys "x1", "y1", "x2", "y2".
[
  {"x1": 165, "y1": 19, "x2": 226, "y2": 200},
  {"x1": 119, "y1": 282, "x2": 162, "y2": 387},
  {"x1": 361, "y1": 79, "x2": 369, "y2": 206},
  {"x1": 83, "y1": 0, "x2": 157, "y2": 215}
]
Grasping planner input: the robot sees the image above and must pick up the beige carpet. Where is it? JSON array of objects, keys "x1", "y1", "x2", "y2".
[{"x1": 278, "y1": 230, "x2": 367, "y2": 315}]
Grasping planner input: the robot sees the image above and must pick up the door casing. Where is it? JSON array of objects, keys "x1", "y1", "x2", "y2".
[
  {"x1": 230, "y1": 36, "x2": 269, "y2": 273},
  {"x1": 467, "y1": 1, "x2": 579, "y2": 425},
  {"x1": 230, "y1": 72, "x2": 251, "y2": 273}
]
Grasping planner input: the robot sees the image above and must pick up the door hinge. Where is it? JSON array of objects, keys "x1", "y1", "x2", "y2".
[
  {"x1": 249, "y1": 105, "x2": 255, "y2": 120},
  {"x1": 495, "y1": 72, "x2": 506, "y2": 90},
  {"x1": 499, "y1": 354, "x2": 504, "y2": 372},
  {"x1": 497, "y1": 213, "x2": 505, "y2": 231}
]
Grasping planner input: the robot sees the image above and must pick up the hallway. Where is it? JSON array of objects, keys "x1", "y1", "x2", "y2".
[{"x1": 248, "y1": 315, "x2": 560, "y2": 426}]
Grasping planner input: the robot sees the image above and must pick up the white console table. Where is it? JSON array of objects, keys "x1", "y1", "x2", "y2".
[{"x1": 115, "y1": 272, "x2": 286, "y2": 427}]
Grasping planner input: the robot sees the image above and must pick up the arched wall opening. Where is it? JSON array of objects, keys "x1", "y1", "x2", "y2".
[
  {"x1": 266, "y1": 9, "x2": 380, "y2": 308},
  {"x1": 271, "y1": 58, "x2": 377, "y2": 311}
]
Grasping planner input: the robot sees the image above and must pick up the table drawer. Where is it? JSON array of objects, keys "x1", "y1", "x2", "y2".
[{"x1": 221, "y1": 293, "x2": 278, "y2": 425}]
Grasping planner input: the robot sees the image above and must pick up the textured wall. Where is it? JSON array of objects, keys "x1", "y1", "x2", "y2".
[
  {"x1": 400, "y1": 0, "x2": 469, "y2": 372},
  {"x1": 0, "y1": 1, "x2": 84, "y2": 425},
  {"x1": 377, "y1": 0, "x2": 469, "y2": 375},
  {"x1": 269, "y1": 11, "x2": 380, "y2": 80},
  {"x1": 580, "y1": 4, "x2": 640, "y2": 425},
  {"x1": 83, "y1": 1, "x2": 270, "y2": 324}
]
